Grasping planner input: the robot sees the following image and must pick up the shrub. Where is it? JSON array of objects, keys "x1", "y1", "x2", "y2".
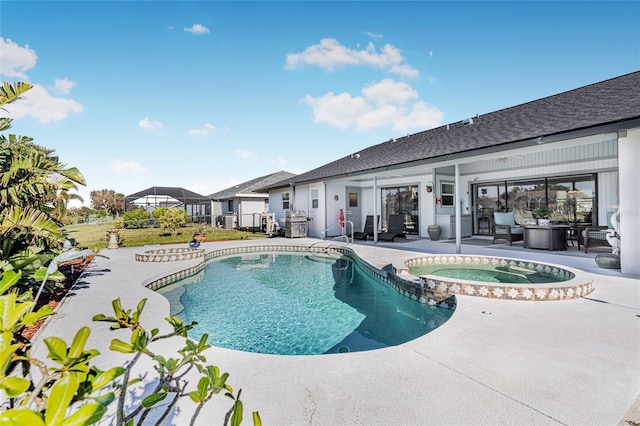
[
  {"x1": 0, "y1": 271, "x2": 260, "y2": 425},
  {"x1": 123, "y1": 209, "x2": 151, "y2": 229},
  {"x1": 158, "y1": 208, "x2": 188, "y2": 236},
  {"x1": 151, "y1": 207, "x2": 168, "y2": 225}
]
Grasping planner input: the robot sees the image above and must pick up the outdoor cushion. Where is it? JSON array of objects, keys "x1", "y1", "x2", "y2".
[
  {"x1": 581, "y1": 230, "x2": 608, "y2": 240},
  {"x1": 495, "y1": 215, "x2": 525, "y2": 234},
  {"x1": 514, "y1": 209, "x2": 536, "y2": 225}
]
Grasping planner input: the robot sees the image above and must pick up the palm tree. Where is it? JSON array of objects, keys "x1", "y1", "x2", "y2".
[{"x1": 1, "y1": 82, "x2": 85, "y2": 259}]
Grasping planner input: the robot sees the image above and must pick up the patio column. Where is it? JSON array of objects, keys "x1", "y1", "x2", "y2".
[
  {"x1": 619, "y1": 127, "x2": 640, "y2": 277},
  {"x1": 455, "y1": 163, "x2": 461, "y2": 254},
  {"x1": 373, "y1": 176, "x2": 378, "y2": 243}
]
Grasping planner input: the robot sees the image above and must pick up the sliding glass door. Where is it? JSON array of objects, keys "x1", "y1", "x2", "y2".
[
  {"x1": 472, "y1": 174, "x2": 597, "y2": 235},
  {"x1": 381, "y1": 185, "x2": 419, "y2": 235}
]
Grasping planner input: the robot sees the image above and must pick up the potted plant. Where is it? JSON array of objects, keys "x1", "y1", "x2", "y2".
[
  {"x1": 193, "y1": 224, "x2": 207, "y2": 242},
  {"x1": 534, "y1": 207, "x2": 550, "y2": 226}
]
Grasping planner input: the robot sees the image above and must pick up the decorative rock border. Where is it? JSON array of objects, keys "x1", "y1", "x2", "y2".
[
  {"x1": 402, "y1": 255, "x2": 593, "y2": 301},
  {"x1": 135, "y1": 247, "x2": 205, "y2": 262}
]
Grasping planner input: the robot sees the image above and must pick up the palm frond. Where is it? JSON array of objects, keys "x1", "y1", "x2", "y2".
[{"x1": 0, "y1": 82, "x2": 33, "y2": 107}]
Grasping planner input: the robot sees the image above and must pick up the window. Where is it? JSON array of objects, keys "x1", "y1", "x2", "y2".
[
  {"x1": 441, "y1": 182, "x2": 455, "y2": 207},
  {"x1": 311, "y1": 189, "x2": 319, "y2": 209},
  {"x1": 227, "y1": 200, "x2": 233, "y2": 213},
  {"x1": 282, "y1": 192, "x2": 290, "y2": 210},
  {"x1": 349, "y1": 192, "x2": 358, "y2": 208}
]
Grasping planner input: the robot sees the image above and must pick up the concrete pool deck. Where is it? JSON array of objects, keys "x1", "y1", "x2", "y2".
[{"x1": 31, "y1": 237, "x2": 640, "y2": 425}]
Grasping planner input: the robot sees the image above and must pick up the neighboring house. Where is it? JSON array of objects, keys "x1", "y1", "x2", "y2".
[
  {"x1": 208, "y1": 171, "x2": 296, "y2": 229},
  {"x1": 261, "y1": 71, "x2": 640, "y2": 276}
]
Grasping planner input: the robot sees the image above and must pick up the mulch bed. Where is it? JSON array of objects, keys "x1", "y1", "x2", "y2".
[{"x1": 21, "y1": 256, "x2": 94, "y2": 340}]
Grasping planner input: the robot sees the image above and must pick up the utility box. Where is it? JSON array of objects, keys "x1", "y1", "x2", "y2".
[
  {"x1": 223, "y1": 215, "x2": 236, "y2": 229},
  {"x1": 285, "y1": 210, "x2": 307, "y2": 238}
]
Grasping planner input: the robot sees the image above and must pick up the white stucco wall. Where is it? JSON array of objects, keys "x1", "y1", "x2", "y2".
[
  {"x1": 618, "y1": 128, "x2": 640, "y2": 276},
  {"x1": 236, "y1": 197, "x2": 267, "y2": 228},
  {"x1": 267, "y1": 188, "x2": 290, "y2": 228}
]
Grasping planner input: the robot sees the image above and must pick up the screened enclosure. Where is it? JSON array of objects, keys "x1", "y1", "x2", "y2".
[{"x1": 124, "y1": 186, "x2": 211, "y2": 223}]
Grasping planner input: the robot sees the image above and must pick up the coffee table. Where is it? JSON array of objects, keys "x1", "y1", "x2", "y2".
[{"x1": 523, "y1": 225, "x2": 570, "y2": 250}]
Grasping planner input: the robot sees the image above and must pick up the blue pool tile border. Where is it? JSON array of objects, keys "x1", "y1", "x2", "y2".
[{"x1": 141, "y1": 245, "x2": 457, "y2": 309}]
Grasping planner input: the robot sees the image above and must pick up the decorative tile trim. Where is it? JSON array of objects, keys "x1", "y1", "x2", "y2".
[
  {"x1": 135, "y1": 247, "x2": 205, "y2": 262},
  {"x1": 143, "y1": 243, "x2": 455, "y2": 309},
  {"x1": 403, "y1": 255, "x2": 593, "y2": 301},
  {"x1": 144, "y1": 262, "x2": 206, "y2": 291}
]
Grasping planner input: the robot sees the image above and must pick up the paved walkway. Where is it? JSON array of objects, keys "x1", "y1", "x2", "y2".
[{"x1": 31, "y1": 237, "x2": 640, "y2": 425}]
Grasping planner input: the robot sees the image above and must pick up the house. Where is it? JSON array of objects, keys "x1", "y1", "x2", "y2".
[
  {"x1": 261, "y1": 71, "x2": 640, "y2": 276},
  {"x1": 208, "y1": 171, "x2": 296, "y2": 230}
]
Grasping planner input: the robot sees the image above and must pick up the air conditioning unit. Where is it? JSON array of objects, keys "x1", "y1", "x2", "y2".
[{"x1": 223, "y1": 215, "x2": 236, "y2": 229}]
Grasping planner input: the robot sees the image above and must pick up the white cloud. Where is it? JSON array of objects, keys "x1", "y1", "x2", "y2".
[
  {"x1": 184, "y1": 24, "x2": 210, "y2": 35},
  {"x1": 111, "y1": 159, "x2": 149, "y2": 173},
  {"x1": 52, "y1": 77, "x2": 77, "y2": 94},
  {"x1": 138, "y1": 117, "x2": 164, "y2": 130},
  {"x1": 303, "y1": 78, "x2": 443, "y2": 132},
  {"x1": 361, "y1": 78, "x2": 418, "y2": 106},
  {"x1": 285, "y1": 38, "x2": 418, "y2": 78},
  {"x1": 302, "y1": 92, "x2": 369, "y2": 130},
  {"x1": 2, "y1": 84, "x2": 83, "y2": 123},
  {"x1": 365, "y1": 31, "x2": 384, "y2": 39},
  {"x1": 0, "y1": 39, "x2": 82, "y2": 122},
  {"x1": 271, "y1": 157, "x2": 288, "y2": 166},
  {"x1": 188, "y1": 123, "x2": 215, "y2": 136},
  {"x1": 0, "y1": 37, "x2": 37, "y2": 79},
  {"x1": 234, "y1": 149, "x2": 255, "y2": 159}
]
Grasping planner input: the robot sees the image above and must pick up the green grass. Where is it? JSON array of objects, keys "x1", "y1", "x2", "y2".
[{"x1": 62, "y1": 222, "x2": 265, "y2": 251}]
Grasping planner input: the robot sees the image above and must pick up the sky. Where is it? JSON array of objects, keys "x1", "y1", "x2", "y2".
[{"x1": 1, "y1": 1, "x2": 639, "y2": 208}]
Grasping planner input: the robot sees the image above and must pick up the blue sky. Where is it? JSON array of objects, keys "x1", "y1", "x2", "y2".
[{"x1": 1, "y1": 1, "x2": 639, "y2": 207}]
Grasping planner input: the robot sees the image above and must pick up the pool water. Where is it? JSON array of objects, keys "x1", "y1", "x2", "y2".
[
  {"x1": 159, "y1": 252, "x2": 453, "y2": 355},
  {"x1": 408, "y1": 264, "x2": 571, "y2": 283}
]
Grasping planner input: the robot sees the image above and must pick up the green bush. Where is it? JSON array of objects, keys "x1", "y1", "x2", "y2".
[
  {"x1": 123, "y1": 209, "x2": 151, "y2": 229},
  {"x1": 158, "y1": 208, "x2": 188, "y2": 236}
]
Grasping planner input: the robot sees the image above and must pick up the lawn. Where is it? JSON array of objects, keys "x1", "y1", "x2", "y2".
[{"x1": 63, "y1": 222, "x2": 265, "y2": 251}]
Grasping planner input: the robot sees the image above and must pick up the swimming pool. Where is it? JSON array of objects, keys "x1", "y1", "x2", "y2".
[{"x1": 157, "y1": 251, "x2": 454, "y2": 355}]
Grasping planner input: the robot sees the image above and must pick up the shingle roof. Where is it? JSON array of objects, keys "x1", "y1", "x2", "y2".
[
  {"x1": 208, "y1": 171, "x2": 296, "y2": 199},
  {"x1": 266, "y1": 71, "x2": 640, "y2": 189}
]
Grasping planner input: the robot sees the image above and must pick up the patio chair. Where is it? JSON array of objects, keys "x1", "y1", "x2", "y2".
[
  {"x1": 378, "y1": 214, "x2": 406, "y2": 242},
  {"x1": 491, "y1": 212, "x2": 524, "y2": 246},
  {"x1": 577, "y1": 225, "x2": 611, "y2": 253},
  {"x1": 353, "y1": 215, "x2": 378, "y2": 241}
]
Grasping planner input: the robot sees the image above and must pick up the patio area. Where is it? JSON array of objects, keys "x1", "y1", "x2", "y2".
[{"x1": 31, "y1": 237, "x2": 640, "y2": 425}]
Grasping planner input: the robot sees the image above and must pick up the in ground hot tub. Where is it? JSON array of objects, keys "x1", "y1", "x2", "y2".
[{"x1": 403, "y1": 255, "x2": 593, "y2": 301}]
